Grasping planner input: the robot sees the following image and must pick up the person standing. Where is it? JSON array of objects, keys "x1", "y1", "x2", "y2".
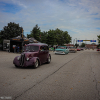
[
  {"x1": 17, "y1": 45, "x2": 20, "y2": 53},
  {"x1": 54, "y1": 46, "x2": 55, "y2": 51},
  {"x1": 13, "y1": 45, "x2": 16, "y2": 53}
]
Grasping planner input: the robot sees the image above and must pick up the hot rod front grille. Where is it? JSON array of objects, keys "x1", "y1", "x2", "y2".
[{"x1": 20, "y1": 54, "x2": 25, "y2": 66}]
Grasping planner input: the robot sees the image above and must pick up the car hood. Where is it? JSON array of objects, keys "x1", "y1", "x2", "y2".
[
  {"x1": 22, "y1": 52, "x2": 38, "y2": 58},
  {"x1": 55, "y1": 49, "x2": 66, "y2": 51}
]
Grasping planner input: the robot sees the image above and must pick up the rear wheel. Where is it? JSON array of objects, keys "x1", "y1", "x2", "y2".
[{"x1": 34, "y1": 59, "x2": 39, "y2": 68}]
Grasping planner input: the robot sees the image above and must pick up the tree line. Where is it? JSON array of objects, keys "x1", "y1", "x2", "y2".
[
  {"x1": 97, "y1": 35, "x2": 100, "y2": 48},
  {"x1": 0, "y1": 22, "x2": 71, "y2": 46},
  {"x1": 27, "y1": 24, "x2": 71, "y2": 46},
  {"x1": 0, "y1": 22, "x2": 99, "y2": 47}
]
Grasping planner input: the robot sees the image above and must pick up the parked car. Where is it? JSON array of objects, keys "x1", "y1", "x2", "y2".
[
  {"x1": 81, "y1": 48, "x2": 84, "y2": 50},
  {"x1": 97, "y1": 48, "x2": 100, "y2": 51},
  {"x1": 69, "y1": 47, "x2": 77, "y2": 53},
  {"x1": 13, "y1": 43, "x2": 51, "y2": 68},
  {"x1": 77, "y1": 48, "x2": 81, "y2": 51},
  {"x1": 55, "y1": 46, "x2": 69, "y2": 54}
]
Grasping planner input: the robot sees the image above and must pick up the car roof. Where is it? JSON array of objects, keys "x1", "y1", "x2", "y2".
[
  {"x1": 27, "y1": 43, "x2": 48, "y2": 46},
  {"x1": 58, "y1": 46, "x2": 67, "y2": 47}
]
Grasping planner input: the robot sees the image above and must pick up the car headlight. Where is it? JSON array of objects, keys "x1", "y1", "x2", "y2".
[
  {"x1": 26, "y1": 57, "x2": 29, "y2": 61},
  {"x1": 17, "y1": 56, "x2": 20, "y2": 60}
]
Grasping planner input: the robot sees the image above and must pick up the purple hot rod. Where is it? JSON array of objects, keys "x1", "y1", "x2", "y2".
[{"x1": 13, "y1": 43, "x2": 51, "y2": 68}]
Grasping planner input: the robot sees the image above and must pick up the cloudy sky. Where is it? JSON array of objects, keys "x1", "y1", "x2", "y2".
[{"x1": 0, "y1": 0, "x2": 100, "y2": 44}]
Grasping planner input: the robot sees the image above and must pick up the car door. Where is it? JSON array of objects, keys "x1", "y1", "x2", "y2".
[
  {"x1": 39, "y1": 46, "x2": 45, "y2": 63},
  {"x1": 44, "y1": 46, "x2": 49, "y2": 61}
]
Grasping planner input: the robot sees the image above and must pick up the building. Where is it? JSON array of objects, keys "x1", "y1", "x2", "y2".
[
  {"x1": 85, "y1": 44, "x2": 97, "y2": 49},
  {"x1": 65, "y1": 44, "x2": 74, "y2": 47},
  {"x1": 3, "y1": 36, "x2": 39, "y2": 52}
]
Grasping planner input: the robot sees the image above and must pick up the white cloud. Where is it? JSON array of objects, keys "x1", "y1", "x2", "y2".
[
  {"x1": 0, "y1": 0, "x2": 100, "y2": 44},
  {"x1": 11, "y1": 0, "x2": 27, "y2": 8}
]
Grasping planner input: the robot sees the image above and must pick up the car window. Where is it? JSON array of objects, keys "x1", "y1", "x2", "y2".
[
  {"x1": 40, "y1": 46, "x2": 44, "y2": 51},
  {"x1": 40, "y1": 46, "x2": 49, "y2": 51},
  {"x1": 25, "y1": 46, "x2": 39, "y2": 52},
  {"x1": 57, "y1": 46, "x2": 66, "y2": 49},
  {"x1": 44, "y1": 46, "x2": 49, "y2": 50},
  {"x1": 47, "y1": 46, "x2": 49, "y2": 50},
  {"x1": 44, "y1": 46, "x2": 46, "y2": 50}
]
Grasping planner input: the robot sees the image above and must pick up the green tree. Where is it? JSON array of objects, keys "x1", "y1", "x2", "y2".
[
  {"x1": 46, "y1": 29, "x2": 56, "y2": 46},
  {"x1": 27, "y1": 26, "x2": 72, "y2": 46},
  {"x1": 97, "y1": 35, "x2": 100, "y2": 44},
  {"x1": 55, "y1": 28, "x2": 64, "y2": 45},
  {"x1": 75, "y1": 43, "x2": 79, "y2": 48},
  {"x1": 97, "y1": 44, "x2": 100, "y2": 48},
  {"x1": 80, "y1": 43, "x2": 85, "y2": 47},
  {"x1": 0, "y1": 22, "x2": 23, "y2": 44},
  {"x1": 97, "y1": 35, "x2": 100, "y2": 48},
  {"x1": 63, "y1": 31, "x2": 71, "y2": 44},
  {"x1": 27, "y1": 34, "x2": 31, "y2": 38},
  {"x1": 30, "y1": 24, "x2": 41, "y2": 42},
  {"x1": 55, "y1": 28, "x2": 71, "y2": 45},
  {"x1": 41, "y1": 31, "x2": 48, "y2": 43}
]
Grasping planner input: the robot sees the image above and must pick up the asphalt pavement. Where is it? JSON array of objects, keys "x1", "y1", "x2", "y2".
[{"x1": 0, "y1": 50, "x2": 100, "y2": 100}]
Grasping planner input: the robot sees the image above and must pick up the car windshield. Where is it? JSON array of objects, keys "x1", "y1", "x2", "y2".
[
  {"x1": 57, "y1": 46, "x2": 66, "y2": 49},
  {"x1": 24, "y1": 45, "x2": 39, "y2": 52}
]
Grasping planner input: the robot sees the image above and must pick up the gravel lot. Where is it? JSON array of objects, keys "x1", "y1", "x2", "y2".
[{"x1": 0, "y1": 50, "x2": 100, "y2": 100}]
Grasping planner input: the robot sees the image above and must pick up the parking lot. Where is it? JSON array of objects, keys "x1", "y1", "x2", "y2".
[{"x1": 0, "y1": 50, "x2": 100, "y2": 100}]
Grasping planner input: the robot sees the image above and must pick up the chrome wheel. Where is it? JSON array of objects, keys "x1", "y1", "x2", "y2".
[
  {"x1": 34, "y1": 60, "x2": 39, "y2": 68},
  {"x1": 47, "y1": 55, "x2": 51, "y2": 64},
  {"x1": 48, "y1": 56, "x2": 51, "y2": 62}
]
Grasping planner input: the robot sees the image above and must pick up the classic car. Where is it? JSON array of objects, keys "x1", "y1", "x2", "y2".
[
  {"x1": 97, "y1": 48, "x2": 100, "y2": 51},
  {"x1": 55, "y1": 46, "x2": 69, "y2": 54},
  {"x1": 77, "y1": 48, "x2": 81, "y2": 51},
  {"x1": 80, "y1": 48, "x2": 84, "y2": 50},
  {"x1": 13, "y1": 43, "x2": 51, "y2": 68},
  {"x1": 69, "y1": 47, "x2": 77, "y2": 53}
]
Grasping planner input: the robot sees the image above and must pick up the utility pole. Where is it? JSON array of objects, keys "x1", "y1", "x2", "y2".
[{"x1": 75, "y1": 38, "x2": 77, "y2": 48}]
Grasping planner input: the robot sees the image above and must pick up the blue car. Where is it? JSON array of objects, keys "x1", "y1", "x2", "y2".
[{"x1": 55, "y1": 46, "x2": 69, "y2": 55}]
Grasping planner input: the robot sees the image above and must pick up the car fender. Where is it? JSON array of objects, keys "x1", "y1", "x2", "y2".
[
  {"x1": 31, "y1": 57, "x2": 41, "y2": 65},
  {"x1": 13, "y1": 56, "x2": 19, "y2": 64},
  {"x1": 47, "y1": 53, "x2": 51, "y2": 59}
]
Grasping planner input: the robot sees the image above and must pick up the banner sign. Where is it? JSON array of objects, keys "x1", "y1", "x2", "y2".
[
  {"x1": 77, "y1": 40, "x2": 83, "y2": 42},
  {"x1": 83, "y1": 40, "x2": 90, "y2": 41},
  {"x1": 77, "y1": 40, "x2": 96, "y2": 42},
  {"x1": 90, "y1": 40, "x2": 96, "y2": 42}
]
